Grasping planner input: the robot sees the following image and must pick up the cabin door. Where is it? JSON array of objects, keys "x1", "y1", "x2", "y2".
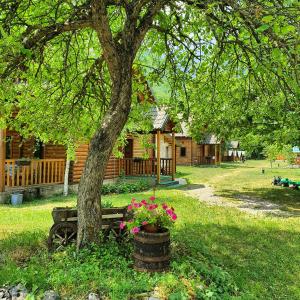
[
  {"x1": 124, "y1": 139, "x2": 133, "y2": 175},
  {"x1": 124, "y1": 139, "x2": 133, "y2": 158}
]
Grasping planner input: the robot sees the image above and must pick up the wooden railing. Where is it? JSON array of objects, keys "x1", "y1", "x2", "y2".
[
  {"x1": 121, "y1": 158, "x2": 156, "y2": 176},
  {"x1": 4, "y1": 159, "x2": 65, "y2": 187},
  {"x1": 196, "y1": 156, "x2": 216, "y2": 165},
  {"x1": 160, "y1": 158, "x2": 172, "y2": 175},
  {"x1": 121, "y1": 158, "x2": 173, "y2": 177}
]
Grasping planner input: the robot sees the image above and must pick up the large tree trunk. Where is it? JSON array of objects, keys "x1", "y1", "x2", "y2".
[{"x1": 77, "y1": 61, "x2": 133, "y2": 248}]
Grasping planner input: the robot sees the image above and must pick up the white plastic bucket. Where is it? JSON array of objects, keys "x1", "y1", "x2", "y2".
[{"x1": 11, "y1": 193, "x2": 23, "y2": 205}]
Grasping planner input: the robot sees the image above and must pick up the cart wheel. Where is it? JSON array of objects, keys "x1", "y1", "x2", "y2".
[
  {"x1": 106, "y1": 221, "x2": 130, "y2": 243},
  {"x1": 47, "y1": 222, "x2": 77, "y2": 252}
]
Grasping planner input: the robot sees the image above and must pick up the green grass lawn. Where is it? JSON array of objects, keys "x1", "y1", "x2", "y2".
[
  {"x1": 0, "y1": 160, "x2": 300, "y2": 299},
  {"x1": 177, "y1": 160, "x2": 300, "y2": 212}
]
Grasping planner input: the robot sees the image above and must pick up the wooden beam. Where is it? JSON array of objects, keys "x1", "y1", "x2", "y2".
[
  {"x1": 172, "y1": 132, "x2": 176, "y2": 181},
  {"x1": 0, "y1": 129, "x2": 6, "y2": 192},
  {"x1": 156, "y1": 130, "x2": 161, "y2": 184}
]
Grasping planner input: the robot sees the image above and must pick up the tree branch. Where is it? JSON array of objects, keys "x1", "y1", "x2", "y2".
[{"x1": 91, "y1": 0, "x2": 120, "y2": 78}]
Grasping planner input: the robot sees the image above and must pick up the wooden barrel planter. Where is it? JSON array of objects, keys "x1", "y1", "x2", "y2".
[{"x1": 133, "y1": 229, "x2": 170, "y2": 272}]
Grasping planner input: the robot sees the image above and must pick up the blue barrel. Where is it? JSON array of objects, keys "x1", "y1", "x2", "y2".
[{"x1": 11, "y1": 193, "x2": 23, "y2": 205}]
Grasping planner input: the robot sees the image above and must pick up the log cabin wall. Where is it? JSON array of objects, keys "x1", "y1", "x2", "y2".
[
  {"x1": 175, "y1": 137, "x2": 203, "y2": 165},
  {"x1": 175, "y1": 137, "x2": 193, "y2": 165},
  {"x1": 6, "y1": 130, "x2": 67, "y2": 160},
  {"x1": 6, "y1": 130, "x2": 38, "y2": 159},
  {"x1": 6, "y1": 130, "x2": 22, "y2": 159},
  {"x1": 43, "y1": 144, "x2": 66, "y2": 159},
  {"x1": 70, "y1": 144, "x2": 121, "y2": 183},
  {"x1": 131, "y1": 135, "x2": 154, "y2": 158}
]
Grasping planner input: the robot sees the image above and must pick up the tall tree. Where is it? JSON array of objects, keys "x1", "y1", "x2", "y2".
[{"x1": 0, "y1": 0, "x2": 298, "y2": 247}]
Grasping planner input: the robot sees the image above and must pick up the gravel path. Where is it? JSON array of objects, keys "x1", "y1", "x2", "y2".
[{"x1": 182, "y1": 184, "x2": 298, "y2": 217}]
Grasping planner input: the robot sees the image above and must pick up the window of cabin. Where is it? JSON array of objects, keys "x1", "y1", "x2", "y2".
[
  {"x1": 5, "y1": 136, "x2": 11, "y2": 159},
  {"x1": 180, "y1": 147, "x2": 186, "y2": 157}
]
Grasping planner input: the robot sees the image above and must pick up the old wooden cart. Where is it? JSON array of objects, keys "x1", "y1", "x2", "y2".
[{"x1": 47, "y1": 206, "x2": 129, "y2": 251}]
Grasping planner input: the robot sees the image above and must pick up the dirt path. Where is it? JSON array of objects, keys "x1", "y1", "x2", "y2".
[{"x1": 182, "y1": 184, "x2": 298, "y2": 217}]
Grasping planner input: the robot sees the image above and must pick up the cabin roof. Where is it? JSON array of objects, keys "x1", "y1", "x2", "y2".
[
  {"x1": 201, "y1": 134, "x2": 220, "y2": 145},
  {"x1": 150, "y1": 107, "x2": 169, "y2": 130},
  {"x1": 175, "y1": 122, "x2": 189, "y2": 137}
]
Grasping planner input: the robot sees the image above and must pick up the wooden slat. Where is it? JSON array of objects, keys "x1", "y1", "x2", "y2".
[
  {"x1": 21, "y1": 166, "x2": 25, "y2": 186},
  {"x1": 25, "y1": 166, "x2": 29, "y2": 186},
  {"x1": 43, "y1": 161, "x2": 45, "y2": 184},
  {"x1": 47, "y1": 161, "x2": 50, "y2": 183},
  {"x1": 58, "y1": 161, "x2": 60, "y2": 182},
  {"x1": 6, "y1": 162, "x2": 10, "y2": 187},
  {"x1": 16, "y1": 166, "x2": 20, "y2": 186},
  {"x1": 51, "y1": 161, "x2": 54, "y2": 183},
  {"x1": 39, "y1": 161, "x2": 42, "y2": 184},
  {"x1": 30, "y1": 162, "x2": 34, "y2": 184}
]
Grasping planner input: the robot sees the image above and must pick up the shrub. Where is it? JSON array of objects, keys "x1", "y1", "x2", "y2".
[{"x1": 101, "y1": 179, "x2": 151, "y2": 195}]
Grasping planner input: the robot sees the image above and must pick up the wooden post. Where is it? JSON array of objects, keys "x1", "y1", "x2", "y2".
[
  {"x1": 172, "y1": 132, "x2": 176, "y2": 181},
  {"x1": 204, "y1": 145, "x2": 209, "y2": 156},
  {"x1": 214, "y1": 144, "x2": 218, "y2": 165},
  {"x1": 219, "y1": 144, "x2": 222, "y2": 165},
  {"x1": 156, "y1": 130, "x2": 161, "y2": 184},
  {"x1": 0, "y1": 129, "x2": 6, "y2": 192}
]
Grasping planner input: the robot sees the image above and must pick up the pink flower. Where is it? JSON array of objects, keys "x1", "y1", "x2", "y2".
[
  {"x1": 171, "y1": 213, "x2": 177, "y2": 221},
  {"x1": 131, "y1": 198, "x2": 136, "y2": 203},
  {"x1": 141, "y1": 200, "x2": 147, "y2": 206},
  {"x1": 119, "y1": 222, "x2": 126, "y2": 230},
  {"x1": 166, "y1": 209, "x2": 173, "y2": 216},
  {"x1": 131, "y1": 227, "x2": 140, "y2": 234},
  {"x1": 127, "y1": 205, "x2": 133, "y2": 211},
  {"x1": 149, "y1": 196, "x2": 155, "y2": 201},
  {"x1": 128, "y1": 219, "x2": 133, "y2": 223},
  {"x1": 162, "y1": 203, "x2": 168, "y2": 210},
  {"x1": 133, "y1": 202, "x2": 140, "y2": 208},
  {"x1": 142, "y1": 221, "x2": 148, "y2": 225},
  {"x1": 148, "y1": 204, "x2": 157, "y2": 211}
]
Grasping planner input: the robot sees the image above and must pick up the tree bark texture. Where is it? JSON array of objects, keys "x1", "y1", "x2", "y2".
[
  {"x1": 77, "y1": 61, "x2": 133, "y2": 248},
  {"x1": 76, "y1": 0, "x2": 167, "y2": 248}
]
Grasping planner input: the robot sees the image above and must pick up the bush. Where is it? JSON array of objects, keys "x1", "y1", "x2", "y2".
[{"x1": 101, "y1": 179, "x2": 151, "y2": 195}]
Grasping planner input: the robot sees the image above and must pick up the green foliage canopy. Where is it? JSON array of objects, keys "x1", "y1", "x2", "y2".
[{"x1": 0, "y1": 0, "x2": 299, "y2": 149}]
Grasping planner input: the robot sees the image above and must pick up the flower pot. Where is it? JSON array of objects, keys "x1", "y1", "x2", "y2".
[
  {"x1": 15, "y1": 160, "x2": 31, "y2": 167},
  {"x1": 142, "y1": 223, "x2": 159, "y2": 233},
  {"x1": 133, "y1": 228, "x2": 170, "y2": 272}
]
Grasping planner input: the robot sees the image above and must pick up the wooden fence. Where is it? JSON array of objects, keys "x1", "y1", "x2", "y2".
[
  {"x1": 121, "y1": 158, "x2": 173, "y2": 176},
  {"x1": 5, "y1": 159, "x2": 65, "y2": 187}
]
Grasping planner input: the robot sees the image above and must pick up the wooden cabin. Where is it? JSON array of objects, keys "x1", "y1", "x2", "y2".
[
  {"x1": 175, "y1": 131, "x2": 222, "y2": 166},
  {"x1": 0, "y1": 107, "x2": 177, "y2": 193}
]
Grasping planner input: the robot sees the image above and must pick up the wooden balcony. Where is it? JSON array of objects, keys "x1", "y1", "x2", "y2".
[
  {"x1": 121, "y1": 158, "x2": 173, "y2": 177},
  {"x1": 4, "y1": 159, "x2": 65, "y2": 188}
]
